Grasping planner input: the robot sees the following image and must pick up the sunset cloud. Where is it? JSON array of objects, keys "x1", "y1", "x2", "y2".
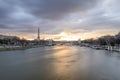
[{"x1": 0, "y1": 0, "x2": 120, "y2": 40}]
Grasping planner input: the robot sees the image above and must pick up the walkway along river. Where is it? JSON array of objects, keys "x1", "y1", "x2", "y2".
[{"x1": 0, "y1": 46, "x2": 120, "y2": 80}]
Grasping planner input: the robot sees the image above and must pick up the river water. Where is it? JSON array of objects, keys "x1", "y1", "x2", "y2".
[{"x1": 0, "y1": 46, "x2": 120, "y2": 80}]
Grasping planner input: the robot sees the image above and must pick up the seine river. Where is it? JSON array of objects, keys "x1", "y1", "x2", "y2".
[{"x1": 0, "y1": 46, "x2": 120, "y2": 80}]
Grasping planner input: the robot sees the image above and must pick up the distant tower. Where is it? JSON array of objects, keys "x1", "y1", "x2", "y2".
[{"x1": 37, "y1": 27, "x2": 40, "y2": 40}]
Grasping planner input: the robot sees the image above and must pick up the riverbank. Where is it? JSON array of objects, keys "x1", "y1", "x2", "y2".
[
  {"x1": 89, "y1": 45, "x2": 120, "y2": 52},
  {"x1": 0, "y1": 46, "x2": 32, "y2": 51},
  {"x1": 80, "y1": 44, "x2": 120, "y2": 52}
]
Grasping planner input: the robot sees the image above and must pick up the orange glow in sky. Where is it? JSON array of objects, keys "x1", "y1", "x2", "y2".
[{"x1": 1, "y1": 28, "x2": 119, "y2": 41}]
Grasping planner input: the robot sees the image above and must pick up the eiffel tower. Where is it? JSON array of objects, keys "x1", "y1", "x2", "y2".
[{"x1": 37, "y1": 27, "x2": 40, "y2": 40}]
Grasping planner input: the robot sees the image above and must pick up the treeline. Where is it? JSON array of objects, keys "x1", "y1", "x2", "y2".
[
  {"x1": 0, "y1": 37, "x2": 30, "y2": 46},
  {"x1": 0, "y1": 35, "x2": 53, "y2": 46},
  {"x1": 81, "y1": 32, "x2": 120, "y2": 46}
]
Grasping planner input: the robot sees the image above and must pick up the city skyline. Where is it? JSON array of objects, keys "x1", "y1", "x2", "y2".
[{"x1": 0, "y1": 0, "x2": 120, "y2": 41}]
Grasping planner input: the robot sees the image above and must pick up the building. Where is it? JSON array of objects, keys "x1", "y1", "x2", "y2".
[
  {"x1": 0, "y1": 35, "x2": 19, "y2": 40},
  {"x1": 46, "y1": 39, "x2": 53, "y2": 46}
]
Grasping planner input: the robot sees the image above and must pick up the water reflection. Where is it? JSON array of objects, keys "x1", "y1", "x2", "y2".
[
  {"x1": 51, "y1": 46, "x2": 78, "y2": 80},
  {"x1": 0, "y1": 46, "x2": 120, "y2": 80}
]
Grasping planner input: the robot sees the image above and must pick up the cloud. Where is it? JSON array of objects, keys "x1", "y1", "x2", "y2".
[
  {"x1": 0, "y1": 0, "x2": 120, "y2": 40},
  {"x1": 19, "y1": 0, "x2": 98, "y2": 20}
]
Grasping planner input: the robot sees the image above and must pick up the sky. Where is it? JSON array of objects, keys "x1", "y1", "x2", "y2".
[{"x1": 0, "y1": 0, "x2": 120, "y2": 41}]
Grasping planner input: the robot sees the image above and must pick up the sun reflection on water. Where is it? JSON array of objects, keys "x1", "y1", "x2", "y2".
[{"x1": 51, "y1": 46, "x2": 78, "y2": 80}]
